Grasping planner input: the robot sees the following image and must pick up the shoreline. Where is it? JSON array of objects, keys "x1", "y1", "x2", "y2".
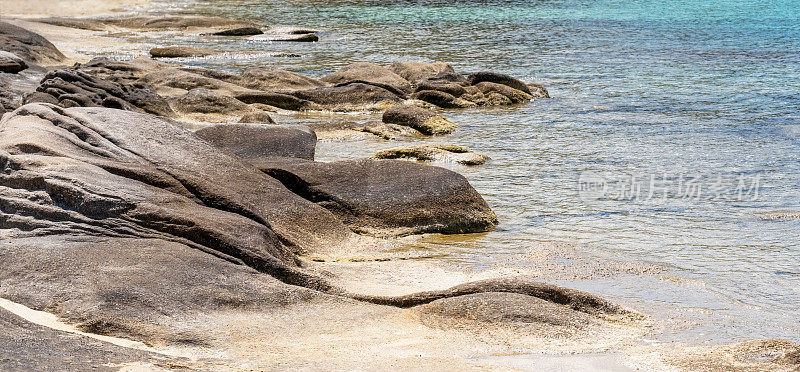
[{"x1": 1, "y1": 1, "x2": 799, "y2": 371}]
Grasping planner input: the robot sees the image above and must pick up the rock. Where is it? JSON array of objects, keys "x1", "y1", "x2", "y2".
[
  {"x1": 235, "y1": 92, "x2": 321, "y2": 111},
  {"x1": 413, "y1": 90, "x2": 477, "y2": 109},
  {"x1": 527, "y1": 83, "x2": 550, "y2": 98},
  {"x1": 373, "y1": 144, "x2": 489, "y2": 166},
  {"x1": 292, "y1": 83, "x2": 404, "y2": 110},
  {"x1": 239, "y1": 110, "x2": 276, "y2": 124},
  {"x1": 239, "y1": 67, "x2": 328, "y2": 92},
  {"x1": 656, "y1": 339, "x2": 800, "y2": 371},
  {"x1": 414, "y1": 80, "x2": 466, "y2": 97},
  {"x1": 361, "y1": 121, "x2": 422, "y2": 140},
  {"x1": 172, "y1": 88, "x2": 250, "y2": 115},
  {"x1": 467, "y1": 71, "x2": 532, "y2": 95},
  {"x1": 139, "y1": 68, "x2": 253, "y2": 98},
  {"x1": 425, "y1": 71, "x2": 469, "y2": 85},
  {"x1": 195, "y1": 123, "x2": 316, "y2": 160},
  {"x1": 34, "y1": 17, "x2": 109, "y2": 31},
  {"x1": 256, "y1": 33, "x2": 319, "y2": 42},
  {"x1": 388, "y1": 61, "x2": 455, "y2": 85},
  {"x1": 474, "y1": 81, "x2": 532, "y2": 104},
  {"x1": 99, "y1": 15, "x2": 259, "y2": 31},
  {"x1": 259, "y1": 159, "x2": 498, "y2": 236},
  {"x1": 26, "y1": 69, "x2": 174, "y2": 117},
  {"x1": 321, "y1": 62, "x2": 412, "y2": 94},
  {"x1": 381, "y1": 104, "x2": 456, "y2": 135},
  {"x1": 0, "y1": 21, "x2": 66, "y2": 64},
  {"x1": 0, "y1": 51, "x2": 27, "y2": 73},
  {"x1": 74, "y1": 57, "x2": 171, "y2": 84},
  {"x1": 211, "y1": 27, "x2": 264, "y2": 36},
  {"x1": 483, "y1": 92, "x2": 513, "y2": 106},
  {"x1": 150, "y1": 46, "x2": 219, "y2": 58}
]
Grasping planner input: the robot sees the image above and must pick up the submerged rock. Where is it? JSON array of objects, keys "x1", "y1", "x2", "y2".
[
  {"x1": 149, "y1": 46, "x2": 220, "y2": 58},
  {"x1": 259, "y1": 158, "x2": 498, "y2": 236},
  {"x1": 195, "y1": 123, "x2": 316, "y2": 160},
  {"x1": 373, "y1": 144, "x2": 490, "y2": 166},
  {"x1": 381, "y1": 104, "x2": 457, "y2": 135},
  {"x1": 0, "y1": 21, "x2": 66, "y2": 64},
  {"x1": 0, "y1": 51, "x2": 27, "y2": 73}
]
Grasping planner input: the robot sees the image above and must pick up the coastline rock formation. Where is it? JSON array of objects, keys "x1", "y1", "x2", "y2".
[
  {"x1": 0, "y1": 51, "x2": 28, "y2": 74},
  {"x1": 0, "y1": 21, "x2": 65, "y2": 64},
  {"x1": 382, "y1": 104, "x2": 457, "y2": 135},
  {"x1": 374, "y1": 144, "x2": 490, "y2": 166}
]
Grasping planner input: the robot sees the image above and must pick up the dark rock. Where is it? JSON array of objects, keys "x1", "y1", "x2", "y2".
[
  {"x1": 388, "y1": 61, "x2": 455, "y2": 85},
  {"x1": 150, "y1": 46, "x2": 219, "y2": 58},
  {"x1": 474, "y1": 81, "x2": 533, "y2": 104},
  {"x1": 425, "y1": 71, "x2": 469, "y2": 85},
  {"x1": 321, "y1": 62, "x2": 412, "y2": 94},
  {"x1": 467, "y1": 71, "x2": 532, "y2": 95},
  {"x1": 414, "y1": 80, "x2": 466, "y2": 97},
  {"x1": 527, "y1": 83, "x2": 550, "y2": 98},
  {"x1": 361, "y1": 121, "x2": 422, "y2": 140},
  {"x1": 373, "y1": 144, "x2": 489, "y2": 166},
  {"x1": 0, "y1": 21, "x2": 66, "y2": 64},
  {"x1": 0, "y1": 51, "x2": 28, "y2": 73},
  {"x1": 99, "y1": 15, "x2": 259, "y2": 31},
  {"x1": 239, "y1": 110, "x2": 276, "y2": 124},
  {"x1": 236, "y1": 92, "x2": 321, "y2": 111},
  {"x1": 292, "y1": 83, "x2": 403, "y2": 110},
  {"x1": 211, "y1": 27, "x2": 264, "y2": 36},
  {"x1": 381, "y1": 104, "x2": 456, "y2": 135},
  {"x1": 260, "y1": 33, "x2": 319, "y2": 42},
  {"x1": 26, "y1": 69, "x2": 174, "y2": 117},
  {"x1": 413, "y1": 90, "x2": 476, "y2": 109},
  {"x1": 195, "y1": 123, "x2": 316, "y2": 160},
  {"x1": 259, "y1": 159, "x2": 498, "y2": 236},
  {"x1": 239, "y1": 67, "x2": 328, "y2": 92}
]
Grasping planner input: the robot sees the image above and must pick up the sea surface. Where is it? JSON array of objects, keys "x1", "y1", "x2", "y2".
[{"x1": 145, "y1": 0, "x2": 800, "y2": 344}]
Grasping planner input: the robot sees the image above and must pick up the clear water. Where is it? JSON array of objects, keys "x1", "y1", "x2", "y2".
[{"x1": 147, "y1": 0, "x2": 800, "y2": 343}]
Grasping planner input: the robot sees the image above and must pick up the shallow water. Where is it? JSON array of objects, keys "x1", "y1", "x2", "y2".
[{"x1": 145, "y1": 0, "x2": 800, "y2": 343}]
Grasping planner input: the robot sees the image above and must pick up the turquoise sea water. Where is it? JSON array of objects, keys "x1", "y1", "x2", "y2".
[{"x1": 152, "y1": 0, "x2": 800, "y2": 343}]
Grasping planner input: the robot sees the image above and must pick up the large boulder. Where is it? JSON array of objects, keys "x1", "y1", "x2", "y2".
[
  {"x1": 388, "y1": 62, "x2": 455, "y2": 85},
  {"x1": 0, "y1": 51, "x2": 27, "y2": 73},
  {"x1": 195, "y1": 123, "x2": 316, "y2": 160},
  {"x1": 381, "y1": 104, "x2": 456, "y2": 135},
  {"x1": 321, "y1": 62, "x2": 412, "y2": 94},
  {"x1": 291, "y1": 83, "x2": 404, "y2": 110},
  {"x1": 259, "y1": 159, "x2": 498, "y2": 236},
  {"x1": 0, "y1": 21, "x2": 65, "y2": 64},
  {"x1": 25, "y1": 69, "x2": 174, "y2": 117},
  {"x1": 467, "y1": 71, "x2": 532, "y2": 95},
  {"x1": 412, "y1": 90, "x2": 476, "y2": 109},
  {"x1": 239, "y1": 67, "x2": 328, "y2": 92}
]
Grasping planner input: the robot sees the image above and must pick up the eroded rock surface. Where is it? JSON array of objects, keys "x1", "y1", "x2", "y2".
[
  {"x1": 195, "y1": 123, "x2": 316, "y2": 160},
  {"x1": 0, "y1": 21, "x2": 65, "y2": 64},
  {"x1": 382, "y1": 104, "x2": 457, "y2": 135},
  {"x1": 374, "y1": 144, "x2": 490, "y2": 166}
]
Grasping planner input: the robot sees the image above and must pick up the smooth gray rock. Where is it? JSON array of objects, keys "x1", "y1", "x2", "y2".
[{"x1": 195, "y1": 123, "x2": 316, "y2": 160}]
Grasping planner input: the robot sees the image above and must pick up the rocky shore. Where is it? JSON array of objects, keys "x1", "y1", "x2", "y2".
[{"x1": 1, "y1": 7, "x2": 799, "y2": 372}]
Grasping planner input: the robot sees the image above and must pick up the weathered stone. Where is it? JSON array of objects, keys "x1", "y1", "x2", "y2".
[
  {"x1": 527, "y1": 83, "x2": 550, "y2": 98},
  {"x1": 474, "y1": 81, "x2": 532, "y2": 104},
  {"x1": 381, "y1": 104, "x2": 456, "y2": 135},
  {"x1": 413, "y1": 90, "x2": 477, "y2": 109},
  {"x1": 236, "y1": 92, "x2": 321, "y2": 111},
  {"x1": 239, "y1": 110, "x2": 276, "y2": 124},
  {"x1": 388, "y1": 61, "x2": 455, "y2": 85},
  {"x1": 74, "y1": 56, "x2": 171, "y2": 84},
  {"x1": 467, "y1": 71, "x2": 532, "y2": 95},
  {"x1": 26, "y1": 69, "x2": 174, "y2": 117},
  {"x1": 260, "y1": 159, "x2": 498, "y2": 236},
  {"x1": 361, "y1": 122, "x2": 422, "y2": 140},
  {"x1": 259, "y1": 33, "x2": 319, "y2": 42},
  {"x1": 0, "y1": 21, "x2": 65, "y2": 64},
  {"x1": 172, "y1": 88, "x2": 250, "y2": 115},
  {"x1": 292, "y1": 83, "x2": 403, "y2": 110},
  {"x1": 239, "y1": 67, "x2": 328, "y2": 92},
  {"x1": 414, "y1": 80, "x2": 466, "y2": 97},
  {"x1": 150, "y1": 46, "x2": 219, "y2": 58},
  {"x1": 139, "y1": 68, "x2": 253, "y2": 98},
  {"x1": 373, "y1": 144, "x2": 489, "y2": 166},
  {"x1": 211, "y1": 27, "x2": 264, "y2": 36},
  {"x1": 195, "y1": 123, "x2": 316, "y2": 160},
  {"x1": 99, "y1": 15, "x2": 259, "y2": 31},
  {"x1": 321, "y1": 62, "x2": 412, "y2": 94},
  {"x1": 0, "y1": 51, "x2": 28, "y2": 73},
  {"x1": 34, "y1": 17, "x2": 109, "y2": 31}
]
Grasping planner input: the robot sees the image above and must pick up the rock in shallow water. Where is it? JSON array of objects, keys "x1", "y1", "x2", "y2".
[
  {"x1": 382, "y1": 104, "x2": 457, "y2": 135},
  {"x1": 150, "y1": 46, "x2": 220, "y2": 58},
  {"x1": 373, "y1": 144, "x2": 490, "y2": 166}
]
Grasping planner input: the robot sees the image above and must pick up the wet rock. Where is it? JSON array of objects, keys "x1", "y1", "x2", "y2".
[
  {"x1": 99, "y1": 15, "x2": 259, "y2": 31},
  {"x1": 0, "y1": 51, "x2": 27, "y2": 73},
  {"x1": 150, "y1": 46, "x2": 219, "y2": 58},
  {"x1": 292, "y1": 83, "x2": 404, "y2": 110},
  {"x1": 467, "y1": 71, "x2": 532, "y2": 95},
  {"x1": 373, "y1": 144, "x2": 489, "y2": 166},
  {"x1": 26, "y1": 69, "x2": 174, "y2": 117},
  {"x1": 0, "y1": 21, "x2": 66, "y2": 64},
  {"x1": 172, "y1": 88, "x2": 250, "y2": 115},
  {"x1": 260, "y1": 159, "x2": 498, "y2": 236},
  {"x1": 474, "y1": 81, "x2": 532, "y2": 104},
  {"x1": 413, "y1": 90, "x2": 477, "y2": 109},
  {"x1": 239, "y1": 67, "x2": 328, "y2": 92},
  {"x1": 258, "y1": 33, "x2": 319, "y2": 42},
  {"x1": 527, "y1": 83, "x2": 550, "y2": 98},
  {"x1": 239, "y1": 110, "x2": 276, "y2": 124},
  {"x1": 381, "y1": 104, "x2": 456, "y2": 135},
  {"x1": 236, "y1": 92, "x2": 321, "y2": 111},
  {"x1": 414, "y1": 80, "x2": 466, "y2": 97},
  {"x1": 361, "y1": 121, "x2": 423, "y2": 140},
  {"x1": 195, "y1": 123, "x2": 316, "y2": 160},
  {"x1": 388, "y1": 61, "x2": 455, "y2": 85},
  {"x1": 321, "y1": 62, "x2": 412, "y2": 94},
  {"x1": 211, "y1": 27, "x2": 264, "y2": 36}
]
